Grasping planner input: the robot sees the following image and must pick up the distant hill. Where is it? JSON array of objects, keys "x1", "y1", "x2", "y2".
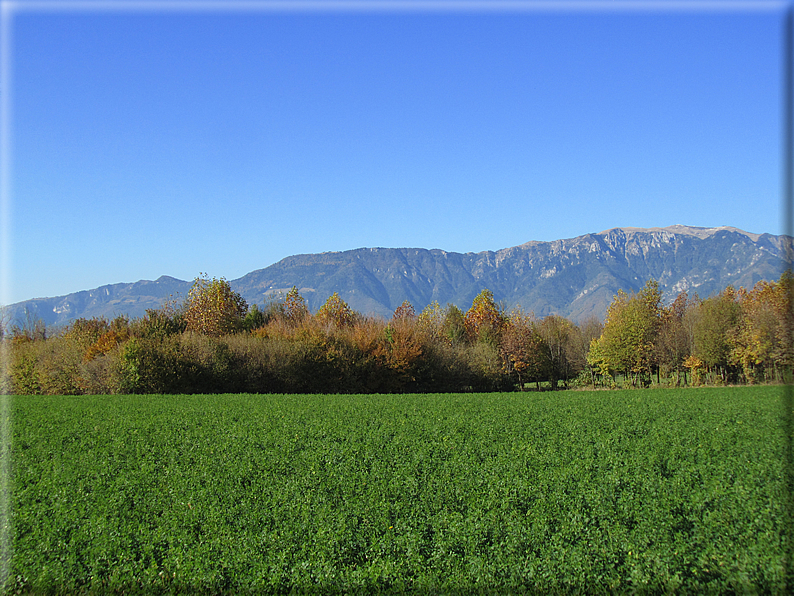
[
  {"x1": 6, "y1": 225, "x2": 791, "y2": 329},
  {"x1": 6, "y1": 276, "x2": 192, "y2": 330}
]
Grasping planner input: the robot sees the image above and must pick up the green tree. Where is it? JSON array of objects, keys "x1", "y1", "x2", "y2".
[
  {"x1": 241, "y1": 304, "x2": 268, "y2": 332},
  {"x1": 589, "y1": 280, "x2": 662, "y2": 387},
  {"x1": 183, "y1": 275, "x2": 248, "y2": 337},
  {"x1": 134, "y1": 295, "x2": 186, "y2": 339},
  {"x1": 442, "y1": 304, "x2": 467, "y2": 346}
]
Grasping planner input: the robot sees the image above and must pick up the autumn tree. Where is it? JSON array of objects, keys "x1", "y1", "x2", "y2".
[
  {"x1": 730, "y1": 275, "x2": 793, "y2": 382},
  {"x1": 570, "y1": 315, "x2": 603, "y2": 387},
  {"x1": 284, "y1": 286, "x2": 309, "y2": 325},
  {"x1": 316, "y1": 292, "x2": 355, "y2": 328},
  {"x1": 62, "y1": 317, "x2": 109, "y2": 350},
  {"x1": 417, "y1": 301, "x2": 443, "y2": 340},
  {"x1": 392, "y1": 300, "x2": 416, "y2": 322},
  {"x1": 654, "y1": 291, "x2": 694, "y2": 385},
  {"x1": 500, "y1": 310, "x2": 550, "y2": 390},
  {"x1": 537, "y1": 314, "x2": 577, "y2": 389},
  {"x1": 464, "y1": 289, "x2": 506, "y2": 344},
  {"x1": 588, "y1": 280, "x2": 662, "y2": 386},
  {"x1": 183, "y1": 275, "x2": 248, "y2": 337},
  {"x1": 83, "y1": 316, "x2": 131, "y2": 363},
  {"x1": 692, "y1": 287, "x2": 741, "y2": 382},
  {"x1": 775, "y1": 269, "x2": 794, "y2": 374}
]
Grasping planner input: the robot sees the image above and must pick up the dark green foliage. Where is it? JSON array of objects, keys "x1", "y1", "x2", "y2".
[
  {"x1": 241, "y1": 304, "x2": 268, "y2": 332},
  {"x1": 119, "y1": 336, "x2": 198, "y2": 394},
  {"x1": 441, "y1": 304, "x2": 467, "y2": 346},
  {"x1": 134, "y1": 306, "x2": 186, "y2": 340},
  {"x1": 6, "y1": 388, "x2": 787, "y2": 594}
]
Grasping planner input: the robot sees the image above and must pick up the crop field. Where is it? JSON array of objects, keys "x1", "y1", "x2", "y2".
[{"x1": 4, "y1": 387, "x2": 791, "y2": 594}]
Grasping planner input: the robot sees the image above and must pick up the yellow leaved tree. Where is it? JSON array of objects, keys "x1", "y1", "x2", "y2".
[{"x1": 183, "y1": 274, "x2": 248, "y2": 337}]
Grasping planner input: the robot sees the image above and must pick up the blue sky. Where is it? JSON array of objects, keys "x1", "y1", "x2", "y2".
[{"x1": 2, "y1": 0, "x2": 786, "y2": 305}]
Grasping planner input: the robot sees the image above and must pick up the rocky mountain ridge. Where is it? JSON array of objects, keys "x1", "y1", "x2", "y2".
[{"x1": 6, "y1": 225, "x2": 790, "y2": 328}]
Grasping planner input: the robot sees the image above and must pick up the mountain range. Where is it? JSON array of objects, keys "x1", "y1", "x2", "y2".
[{"x1": 6, "y1": 225, "x2": 791, "y2": 329}]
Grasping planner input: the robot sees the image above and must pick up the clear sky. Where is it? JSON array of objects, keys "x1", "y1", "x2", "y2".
[{"x1": 1, "y1": 0, "x2": 786, "y2": 305}]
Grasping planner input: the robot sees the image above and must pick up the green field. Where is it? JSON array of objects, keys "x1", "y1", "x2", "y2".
[{"x1": 4, "y1": 387, "x2": 791, "y2": 594}]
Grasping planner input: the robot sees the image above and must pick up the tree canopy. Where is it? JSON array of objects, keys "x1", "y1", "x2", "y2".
[{"x1": 183, "y1": 275, "x2": 247, "y2": 337}]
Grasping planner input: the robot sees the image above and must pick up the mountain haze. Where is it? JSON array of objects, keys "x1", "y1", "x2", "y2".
[{"x1": 7, "y1": 225, "x2": 791, "y2": 328}]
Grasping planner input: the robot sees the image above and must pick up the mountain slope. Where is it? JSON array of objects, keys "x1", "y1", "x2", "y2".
[
  {"x1": 6, "y1": 225, "x2": 791, "y2": 328},
  {"x1": 6, "y1": 276, "x2": 191, "y2": 329}
]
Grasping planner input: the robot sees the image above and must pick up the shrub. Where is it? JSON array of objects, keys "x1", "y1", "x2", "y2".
[
  {"x1": 9, "y1": 343, "x2": 41, "y2": 395},
  {"x1": 62, "y1": 317, "x2": 109, "y2": 351},
  {"x1": 411, "y1": 336, "x2": 470, "y2": 393},
  {"x1": 32, "y1": 335, "x2": 86, "y2": 395},
  {"x1": 134, "y1": 304, "x2": 185, "y2": 339},
  {"x1": 80, "y1": 346, "x2": 127, "y2": 395},
  {"x1": 83, "y1": 327, "x2": 130, "y2": 363},
  {"x1": 465, "y1": 341, "x2": 511, "y2": 391},
  {"x1": 222, "y1": 334, "x2": 283, "y2": 393},
  {"x1": 119, "y1": 336, "x2": 198, "y2": 394}
]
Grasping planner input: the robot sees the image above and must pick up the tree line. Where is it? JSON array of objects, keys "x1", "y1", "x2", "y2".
[
  {"x1": 2, "y1": 271, "x2": 792, "y2": 394},
  {"x1": 589, "y1": 272, "x2": 794, "y2": 387}
]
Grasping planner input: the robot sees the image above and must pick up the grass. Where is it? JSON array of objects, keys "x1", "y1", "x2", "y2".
[{"x1": 4, "y1": 387, "x2": 790, "y2": 594}]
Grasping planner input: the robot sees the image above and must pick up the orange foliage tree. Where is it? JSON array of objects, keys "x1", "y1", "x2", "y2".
[{"x1": 500, "y1": 311, "x2": 549, "y2": 390}]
